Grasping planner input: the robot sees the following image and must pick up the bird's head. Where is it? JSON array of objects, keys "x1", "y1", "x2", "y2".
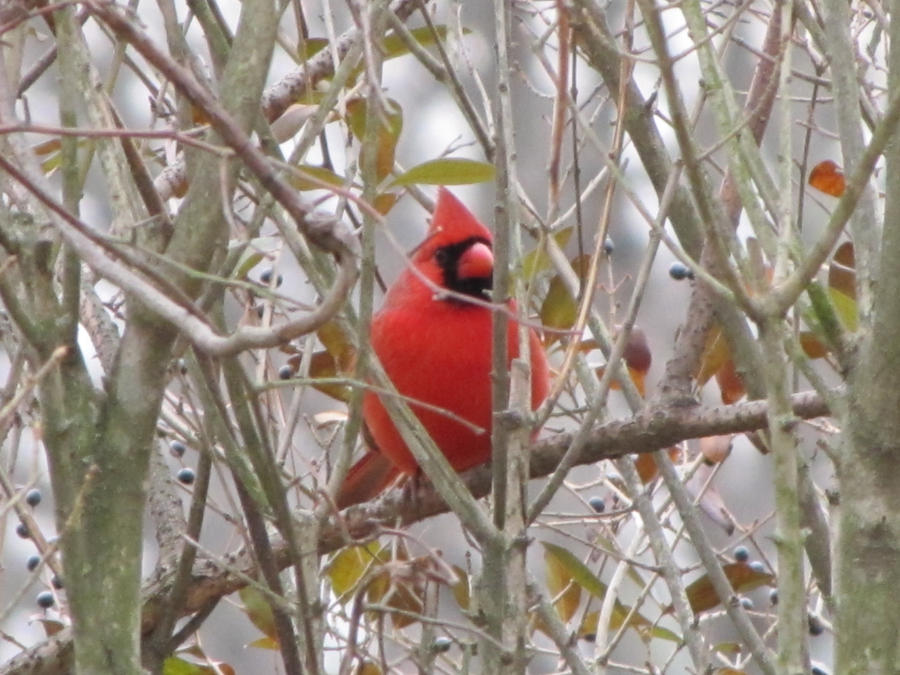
[{"x1": 413, "y1": 187, "x2": 494, "y2": 301}]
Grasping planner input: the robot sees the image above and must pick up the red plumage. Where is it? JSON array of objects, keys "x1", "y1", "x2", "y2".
[{"x1": 336, "y1": 188, "x2": 550, "y2": 508}]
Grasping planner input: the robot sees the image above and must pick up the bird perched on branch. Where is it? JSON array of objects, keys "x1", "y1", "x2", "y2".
[{"x1": 336, "y1": 188, "x2": 550, "y2": 508}]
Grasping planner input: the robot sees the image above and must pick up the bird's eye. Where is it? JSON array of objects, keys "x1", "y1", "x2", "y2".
[{"x1": 434, "y1": 248, "x2": 450, "y2": 266}]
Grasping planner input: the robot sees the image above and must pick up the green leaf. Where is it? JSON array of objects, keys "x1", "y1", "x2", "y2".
[
  {"x1": 233, "y1": 252, "x2": 265, "y2": 281},
  {"x1": 391, "y1": 158, "x2": 495, "y2": 187}
]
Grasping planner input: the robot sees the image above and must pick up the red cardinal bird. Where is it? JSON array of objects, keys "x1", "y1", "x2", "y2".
[{"x1": 336, "y1": 188, "x2": 550, "y2": 508}]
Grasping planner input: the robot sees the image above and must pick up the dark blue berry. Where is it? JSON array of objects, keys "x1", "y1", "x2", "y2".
[
  {"x1": 25, "y1": 489, "x2": 42, "y2": 507},
  {"x1": 588, "y1": 496, "x2": 606, "y2": 513},
  {"x1": 36, "y1": 591, "x2": 54, "y2": 609},
  {"x1": 432, "y1": 636, "x2": 452, "y2": 653},
  {"x1": 808, "y1": 613, "x2": 824, "y2": 636},
  {"x1": 603, "y1": 237, "x2": 615, "y2": 255},
  {"x1": 260, "y1": 268, "x2": 283, "y2": 287},
  {"x1": 26, "y1": 555, "x2": 40, "y2": 571},
  {"x1": 51, "y1": 575, "x2": 63, "y2": 589},
  {"x1": 177, "y1": 468, "x2": 195, "y2": 485},
  {"x1": 748, "y1": 561, "x2": 766, "y2": 574},
  {"x1": 169, "y1": 440, "x2": 187, "y2": 457},
  {"x1": 739, "y1": 596, "x2": 753, "y2": 610},
  {"x1": 769, "y1": 589, "x2": 778, "y2": 606},
  {"x1": 733, "y1": 545, "x2": 750, "y2": 562},
  {"x1": 278, "y1": 364, "x2": 294, "y2": 380},
  {"x1": 668, "y1": 262, "x2": 694, "y2": 281},
  {"x1": 16, "y1": 522, "x2": 29, "y2": 539}
]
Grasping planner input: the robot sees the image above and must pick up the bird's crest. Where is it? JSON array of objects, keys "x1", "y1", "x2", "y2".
[{"x1": 414, "y1": 188, "x2": 493, "y2": 262}]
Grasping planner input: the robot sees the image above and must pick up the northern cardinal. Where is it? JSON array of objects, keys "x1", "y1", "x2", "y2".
[{"x1": 336, "y1": 188, "x2": 550, "y2": 508}]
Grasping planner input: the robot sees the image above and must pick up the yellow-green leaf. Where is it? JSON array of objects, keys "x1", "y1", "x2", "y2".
[
  {"x1": 520, "y1": 227, "x2": 574, "y2": 282},
  {"x1": 346, "y1": 98, "x2": 403, "y2": 181},
  {"x1": 543, "y1": 542, "x2": 680, "y2": 643},
  {"x1": 391, "y1": 158, "x2": 495, "y2": 187},
  {"x1": 578, "y1": 610, "x2": 680, "y2": 643},
  {"x1": 318, "y1": 320, "x2": 357, "y2": 371},
  {"x1": 298, "y1": 37, "x2": 329, "y2": 61},
  {"x1": 539, "y1": 255, "x2": 591, "y2": 343},
  {"x1": 828, "y1": 287, "x2": 858, "y2": 331},
  {"x1": 239, "y1": 586, "x2": 277, "y2": 642},
  {"x1": 163, "y1": 656, "x2": 235, "y2": 675},
  {"x1": 696, "y1": 325, "x2": 729, "y2": 386},
  {"x1": 382, "y1": 26, "x2": 460, "y2": 60},
  {"x1": 234, "y1": 252, "x2": 266, "y2": 281},
  {"x1": 248, "y1": 636, "x2": 279, "y2": 650},
  {"x1": 297, "y1": 350, "x2": 352, "y2": 402},
  {"x1": 288, "y1": 165, "x2": 347, "y2": 191},
  {"x1": 356, "y1": 662, "x2": 383, "y2": 675},
  {"x1": 544, "y1": 541, "x2": 582, "y2": 622},
  {"x1": 542, "y1": 542, "x2": 609, "y2": 599},
  {"x1": 328, "y1": 542, "x2": 385, "y2": 596},
  {"x1": 540, "y1": 275, "x2": 578, "y2": 337},
  {"x1": 451, "y1": 564, "x2": 471, "y2": 610}
]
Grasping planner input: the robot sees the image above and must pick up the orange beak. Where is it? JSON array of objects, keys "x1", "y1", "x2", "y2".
[{"x1": 456, "y1": 241, "x2": 494, "y2": 281}]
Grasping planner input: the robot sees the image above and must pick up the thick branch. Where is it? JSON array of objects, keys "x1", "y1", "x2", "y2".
[{"x1": 0, "y1": 390, "x2": 830, "y2": 675}]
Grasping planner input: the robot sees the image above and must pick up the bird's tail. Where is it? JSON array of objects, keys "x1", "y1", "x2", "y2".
[{"x1": 335, "y1": 450, "x2": 402, "y2": 509}]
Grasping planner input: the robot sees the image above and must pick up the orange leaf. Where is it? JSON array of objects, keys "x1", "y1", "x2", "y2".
[
  {"x1": 700, "y1": 435, "x2": 733, "y2": 464},
  {"x1": 716, "y1": 358, "x2": 745, "y2": 404},
  {"x1": 828, "y1": 262, "x2": 856, "y2": 299},
  {"x1": 634, "y1": 453, "x2": 659, "y2": 483},
  {"x1": 799, "y1": 332, "x2": 829, "y2": 359},
  {"x1": 685, "y1": 562, "x2": 774, "y2": 614},
  {"x1": 621, "y1": 326, "x2": 651, "y2": 376},
  {"x1": 808, "y1": 160, "x2": 845, "y2": 197},
  {"x1": 634, "y1": 447, "x2": 681, "y2": 484},
  {"x1": 593, "y1": 326, "x2": 652, "y2": 396},
  {"x1": 834, "y1": 241, "x2": 855, "y2": 267},
  {"x1": 373, "y1": 192, "x2": 398, "y2": 215},
  {"x1": 696, "y1": 326, "x2": 729, "y2": 386}
]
